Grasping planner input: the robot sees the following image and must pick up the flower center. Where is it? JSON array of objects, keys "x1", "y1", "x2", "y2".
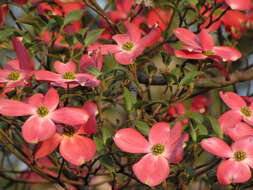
[
  {"x1": 36, "y1": 106, "x2": 49, "y2": 117},
  {"x1": 122, "y1": 41, "x2": 134, "y2": 51},
  {"x1": 8, "y1": 71, "x2": 20, "y2": 81},
  {"x1": 63, "y1": 126, "x2": 75, "y2": 137},
  {"x1": 204, "y1": 50, "x2": 215, "y2": 56},
  {"x1": 152, "y1": 143, "x2": 165, "y2": 156},
  {"x1": 234, "y1": 150, "x2": 247, "y2": 161},
  {"x1": 241, "y1": 106, "x2": 251, "y2": 117},
  {"x1": 63, "y1": 72, "x2": 76, "y2": 80}
]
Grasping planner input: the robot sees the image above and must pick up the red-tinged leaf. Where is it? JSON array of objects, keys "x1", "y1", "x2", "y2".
[{"x1": 12, "y1": 37, "x2": 34, "y2": 71}]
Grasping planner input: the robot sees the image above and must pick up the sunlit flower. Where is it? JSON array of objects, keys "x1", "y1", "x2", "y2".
[{"x1": 114, "y1": 122, "x2": 188, "y2": 186}]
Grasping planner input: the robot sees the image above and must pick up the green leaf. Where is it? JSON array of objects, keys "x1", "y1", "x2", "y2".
[
  {"x1": 102, "y1": 127, "x2": 112, "y2": 145},
  {"x1": 63, "y1": 10, "x2": 84, "y2": 27},
  {"x1": 188, "y1": 0, "x2": 198, "y2": 6},
  {"x1": 0, "y1": 29, "x2": 15, "y2": 42},
  {"x1": 179, "y1": 71, "x2": 203, "y2": 86},
  {"x1": 190, "y1": 124, "x2": 197, "y2": 142},
  {"x1": 123, "y1": 87, "x2": 137, "y2": 112},
  {"x1": 85, "y1": 66, "x2": 101, "y2": 78},
  {"x1": 0, "y1": 121, "x2": 8, "y2": 128},
  {"x1": 100, "y1": 155, "x2": 115, "y2": 173},
  {"x1": 94, "y1": 137, "x2": 105, "y2": 154},
  {"x1": 206, "y1": 114, "x2": 223, "y2": 139},
  {"x1": 84, "y1": 29, "x2": 104, "y2": 46},
  {"x1": 198, "y1": 124, "x2": 208, "y2": 135},
  {"x1": 132, "y1": 120, "x2": 150, "y2": 136},
  {"x1": 188, "y1": 112, "x2": 204, "y2": 124}
]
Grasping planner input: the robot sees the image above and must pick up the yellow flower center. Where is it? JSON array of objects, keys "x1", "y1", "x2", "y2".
[
  {"x1": 122, "y1": 41, "x2": 134, "y2": 51},
  {"x1": 234, "y1": 150, "x2": 246, "y2": 161},
  {"x1": 63, "y1": 72, "x2": 76, "y2": 80},
  {"x1": 241, "y1": 106, "x2": 251, "y2": 117},
  {"x1": 63, "y1": 126, "x2": 75, "y2": 137},
  {"x1": 36, "y1": 105, "x2": 49, "y2": 117},
  {"x1": 8, "y1": 71, "x2": 20, "y2": 81},
  {"x1": 204, "y1": 50, "x2": 215, "y2": 56},
  {"x1": 152, "y1": 143, "x2": 165, "y2": 156}
]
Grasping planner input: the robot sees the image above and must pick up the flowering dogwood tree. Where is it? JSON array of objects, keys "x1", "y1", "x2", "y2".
[{"x1": 1, "y1": 0, "x2": 253, "y2": 189}]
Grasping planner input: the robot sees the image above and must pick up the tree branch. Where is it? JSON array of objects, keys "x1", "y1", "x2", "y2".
[{"x1": 136, "y1": 66, "x2": 253, "y2": 88}]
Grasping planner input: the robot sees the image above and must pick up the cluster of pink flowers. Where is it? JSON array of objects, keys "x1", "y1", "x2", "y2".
[
  {"x1": 201, "y1": 91, "x2": 253, "y2": 185},
  {"x1": 1, "y1": 0, "x2": 253, "y2": 188}
]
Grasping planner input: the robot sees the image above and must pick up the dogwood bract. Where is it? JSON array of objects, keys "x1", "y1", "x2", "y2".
[
  {"x1": 0, "y1": 87, "x2": 89, "y2": 143},
  {"x1": 114, "y1": 122, "x2": 188, "y2": 186}
]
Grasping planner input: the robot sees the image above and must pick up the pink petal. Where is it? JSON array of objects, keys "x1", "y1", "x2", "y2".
[
  {"x1": 232, "y1": 136, "x2": 253, "y2": 157},
  {"x1": 167, "y1": 133, "x2": 188, "y2": 163},
  {"x1": 59, "y1": 135, "x2": 96, "y2": 166},
  {"x1": 200, "y1": 137, "x2": 233, "y2": 158},
  {"x1": 114, "y1": 52, "x2": 133, "y2": 65},
  {"x1": 82, "y1": 101, "x2": 97, "y2": 117},
  {"x1": 4, "y1": 59, "x2": 20, "y2": 70},
  {"x1": 199, "y1": 29, "x2": 214, "y2": 50},
  {"x1": 54, "y1": 61, "x2": 76, "y2": 74},
  {"x1": 35, "y1": 70, "x2": 62, "y2": 82},
  {"x1": 243, "y1": 114, "x2": 253, "y2": 126},
  {"x1": 114, "y1": 128, "x2": 151, "y2": 153},
  {"x1": 28, "y1": 93, "x2": 43, "y2": 107},
  {"x1": 168, "y1": 122, "x2": 183, "y2": 145},
  {"x1": 132, "y1": 154, "x2": 170, "y2": 187},
  {"x1": 12, "y1": 37, "x2": 34, "y2": 71},
  {"x1": 147, "y1": 8, "x2": 170, "y2": 31},
  {"x1": 43, "y1": 87, "x2": 59, "y2": 111},
  {"x1": 0, "y1": 100, "x2": 35, "y2": 116},
  {"x1": 213, "y1": 46, "x2": 242, "y2": 62},
  {"x1": 22, "y1": 116, "x2": 56, "y2": 143},
  {"x1": 217, "y1": 160, "x2": 251, "y2": 185},
  {"x1": 100, "y1": 44, "x2": 119, "y2": 55},
  {"x1": 0, "y1": 70, "x2": 10, "y2": 82},
  {"x1": 80, "y1": 116, "x2": 97, "y2": 135},
  {"x1": 219, "y1": 91, "x2": 246, "y2": 109},
  {"x1": 109, "y1": 10, "x2": 127, "y2": 22},
  {"x1": 51, "y1": 108, "x2": 89, "y2": 125},
  {"x1": 80, "y1": 101, "x2": 98, "y2": 134},
  {"x1": 227, "y1": 122, "x2": 253, "y2": 141},
  {"x1": 148, "y1": 122, "x2": 171, "y2": 145},
  {"x1": 225, "y1": 0, "x2": 251, "y2": 10},
  {"x1": 173, "y1": 28, "x2": 201, "y2": 49},
  {"x1": 174, "y1": 50, "x2": 207, "y2": 59},
  {"x1": 35, "y1": 133, "x2": 62, "y2": 159},
  {"x1": 138, "y1": 25, "x2": 161, "y2": 48},
  {"x1": 219, "y1": 110, "x2": 242, "y2": 134},
  {"x1": 126, "y1": 23, "x2": 142, "y2": 43},
  {"x1": 116, "y1": 0, "x2": 133, "y2": 13},
  {"x1": 112, "y1": 34, "x2": 131, "y2": 46}
]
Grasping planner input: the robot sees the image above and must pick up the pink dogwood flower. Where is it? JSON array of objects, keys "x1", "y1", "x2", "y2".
[
  {"x1": 201, "y1": 137, "x2": 253, "y2": 185},
  {"x1": 35, "y1": 61, "x2": 100, "y2": 88},
  {"x1": 35, "y1": 124, "x2": 96, "y2": 166},
  {"x1": 219, "y1": 91, "x2": 253, "y2": 134},
  {"x1": 173, "y1": 28, "x2": 242, "y2": 62},
  {"x1": 102, "y1": 23, "x2": 161, "y2": 65},
  {"x1": 0, "y1": 59, "x2": 31, "y2": 88},
  {"x1": 114, "y1": 122, "x2": 188, "y2": 186},
  {"x1": 0, "y1": 87, "x2": 89, "y2": 143},
  {"x1": 0, "y1": 37, "x2": 34, "y2": 88}
]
